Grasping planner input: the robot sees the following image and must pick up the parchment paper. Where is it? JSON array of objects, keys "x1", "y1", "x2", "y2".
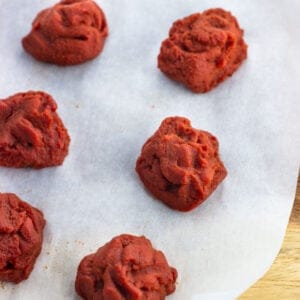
[{"x1": 0, "y1": 0, "x2": 300, "y2": 299}]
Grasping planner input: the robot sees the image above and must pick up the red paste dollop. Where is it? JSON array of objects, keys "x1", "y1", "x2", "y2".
[
  {"x1": 22, "y1": 0, "x2": 108, "y2": 65},
  {"x1": 0, "y1": 193, "x2": 46, "y2": 283},
  {"x1": 158, "y1": 8, "x2": 247, "y2": 92},
  {"x1": 0, "y1": 91, "x2": 70, "y2": 168},
  {"x1": 75, "y1": 234, "x2": 177, "y2": 300},
  {"x1": 136, "y1": 117, "x2": 227, "y2": 211}
]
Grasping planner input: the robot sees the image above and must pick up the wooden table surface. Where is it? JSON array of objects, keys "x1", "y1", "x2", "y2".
[{"x1": 239, "y1": 175, "x2": 300, "y2": 299}]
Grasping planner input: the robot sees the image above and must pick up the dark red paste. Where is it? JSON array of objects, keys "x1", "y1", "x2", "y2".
[
  {"x1": 22, "y1": 0, "x2": 108, "y2": 65},
  {"x1": 75, "y1": 234, "x2": 177, "y2": 300},
  {"x1": 158, "y1": 8, "x2": 247, "y2": 93},
  {"x1": 0, "y1": 91, "x2": 70, "y2": 168},
  {"x1": 0, "y1": 193, "x2": 45, "y2": 283},
  {"x1": 136, "y1": 117, "x2": 227, "y2": 211}
]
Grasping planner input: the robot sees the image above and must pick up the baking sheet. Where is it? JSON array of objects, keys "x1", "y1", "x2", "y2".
[{"x1": 1, "y1": 0, "x2": 300, "y2": 299}]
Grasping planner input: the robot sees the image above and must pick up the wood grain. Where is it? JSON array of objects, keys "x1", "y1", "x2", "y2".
[{"x1": 239, "y1": 176, "x2": 300, "y2": 299}]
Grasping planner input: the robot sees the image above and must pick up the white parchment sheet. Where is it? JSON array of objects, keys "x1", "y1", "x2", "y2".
[{"x1": 0, "y1": 0, "x2": 300, "y2": 299}]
